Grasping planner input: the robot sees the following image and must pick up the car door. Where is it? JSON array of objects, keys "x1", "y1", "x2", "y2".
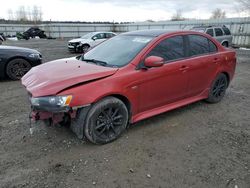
[
  {"x1": 184, "y1": 34, "x2": 220, "y2": 97},
  {"x1": 137, "y1": 35, "x2": 189, "y2": 112},
  {"x1": 214, "y1": 27, "x2": 224, "y2": 43}
]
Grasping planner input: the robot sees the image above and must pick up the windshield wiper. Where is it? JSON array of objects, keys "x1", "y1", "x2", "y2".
[{"x1": 81, "y1": 57, "x2": 107, "y2": 66}]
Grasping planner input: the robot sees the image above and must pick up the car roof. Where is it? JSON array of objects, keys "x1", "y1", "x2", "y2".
[
  {"x1": 90, "y1": 31, "x2": 115, "y2": 34},
  {"x1": 192, "y1": 25, "x2": 228, "y2": 29},
  {"x1": 121, "y1": 29, "x2": 190, "y2": 37},
  {"x1": 0, "y1": 45, "x2": 38, "y2": 53}
]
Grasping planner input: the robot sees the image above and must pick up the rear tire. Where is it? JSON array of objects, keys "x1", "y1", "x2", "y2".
[
  {"x1": 6, "y1": 58, "x2": 31, "y2": 80},
  {"x1": 206, "y1": 74, "x2": 228, "y2": 103},
  {"x1": 84, "y1": 97, "x2": 128, "y2": 144}
]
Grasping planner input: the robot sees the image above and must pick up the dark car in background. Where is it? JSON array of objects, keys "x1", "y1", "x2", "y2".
[
  {"x1": 0, "y1": 46, "x2": 42, "y2": 80},
  {"x1": 191, "y1": 25, "x2": 233, "y2": 47}
]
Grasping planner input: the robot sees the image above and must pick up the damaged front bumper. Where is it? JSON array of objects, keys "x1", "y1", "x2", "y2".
[
  {"x1": 29, "y1": 105, "x2": 91, "y2": 139},
  {"x1": 28, "y1": 94, "x2": 92, "y2": 139}
]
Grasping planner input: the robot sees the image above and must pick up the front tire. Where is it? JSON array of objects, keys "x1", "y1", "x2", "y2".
[
  {"x1": 82, "y1": 44, "x2": 90, "y2": 53},
  {"x1": 6, "y1": 58, "x2": 31, "y2": 80},
  {"x1": 84, "y1": 97, "x2": 128, "y2": 144},
  {"x1": 206, "y1": 73, "x2": 228, "y2": 103}
]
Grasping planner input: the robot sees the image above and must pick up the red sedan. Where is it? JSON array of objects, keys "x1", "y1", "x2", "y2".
[{"x1": 22, "y1": 30, "x2": 236, "y2": 144}]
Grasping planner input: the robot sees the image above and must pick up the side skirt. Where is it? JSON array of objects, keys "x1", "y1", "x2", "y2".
[{"x1": 131, "y1": 89, "x2": 209, "y2": 123}]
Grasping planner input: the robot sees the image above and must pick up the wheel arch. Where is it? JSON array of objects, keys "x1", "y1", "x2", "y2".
[
  {"x1": 221, "y1": 71, "x2": 230, "y2": 87},
  {"x1": 94, "y1": 93, "x2": 132, "y2": 123},
  {"x1": 82, "y1": 43, "x2": 90, "y2": 47},
  {"x1": 221, "y1": 40, "x2": 229, "y2": 46}
]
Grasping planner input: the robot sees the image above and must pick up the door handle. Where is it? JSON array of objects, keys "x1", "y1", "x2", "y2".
[{"x1": 179, "y1": 65, "x2": 189, "y2": 71}]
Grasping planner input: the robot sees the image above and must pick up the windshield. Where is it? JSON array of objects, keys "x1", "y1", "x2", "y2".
[
  {"x1": 83, "y1": 35, "x2": 153, "y2": 67},
  {"x1": 81, "y1": 32, "x2": 96, "y2": 39}
]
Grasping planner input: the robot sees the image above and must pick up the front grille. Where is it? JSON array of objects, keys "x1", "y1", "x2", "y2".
[{"x1": 69, "y1": 42, "x2": 79, "y2": 46}]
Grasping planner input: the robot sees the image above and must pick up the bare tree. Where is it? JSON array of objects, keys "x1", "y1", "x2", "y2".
[
  {"x1": 7, "y1": 9, "x2": 14, "y2": 20},
  {"x1": 26, "y1": 6, "x2": 32, "y2": 21},
  {"x1": 7, "y1": 6, "x2": 43, "y2": 23},
  {"x1": 238, "y1": 0, "x2": 250, "y2": 14},
  {"x1": 15, "y1": 6, "x2": 28, "y2": 21},
  {"x1": 31, "y1": 6, "x2": 43, "y2": 23},
  {"x1": 171, "y1": 10, "x2": 185, "y2": 21},
  {"x1": 210, "y1": 8, "x2": 226, "y2": 19},
  {"x1": 238, "y1": 0, "x2": 250, "y2": 9},
  {"x1": 38, "y1": 7, "x2": 43, "y2": 21}
]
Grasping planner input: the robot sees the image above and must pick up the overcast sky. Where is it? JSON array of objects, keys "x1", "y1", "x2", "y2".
[{"x1": 0, "y1": 0, "x2": 246, "y2": 22}]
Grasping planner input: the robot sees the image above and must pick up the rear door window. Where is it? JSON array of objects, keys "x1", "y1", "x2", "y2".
[
  {"x1": 206, "y1": 29, "x2": 214, "y2": 37},
  {"x1": 105, "y1": 33, "x2": 115, "y2": 38},
  {"x1": 222, "y1": 27, "x2": 231, "y2": 35},
  {"x1": 147, "y1": 36, "x2": 185, "y2": 62},
  {"x1": 208, "y1": 40, "x2": 217, "y2": 53},
  {"x1": 215, "y1": 28, "x2": 223, "y2": 36},
  {"x1": 94, "y1": 33, "x2": 105, "y2": 39},
  {"x1": 188, "y1": 35, "x2": 210, "y2": 56}
]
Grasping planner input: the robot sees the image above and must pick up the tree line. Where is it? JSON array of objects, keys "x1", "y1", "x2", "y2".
[
  {"x1": 7, "y1": 6, "x2": 42, "y2": 23},
  {"x1": 4, "y1": 1, "x2": 250, "y2": 23}
]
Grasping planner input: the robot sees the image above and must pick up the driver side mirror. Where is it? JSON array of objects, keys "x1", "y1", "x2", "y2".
[
  {"x1": 144, "y1": 56, "x2": 164, "y2": 68},
  {"x1": 92, "y1": 36, "x2": 97, "y2": 41}
]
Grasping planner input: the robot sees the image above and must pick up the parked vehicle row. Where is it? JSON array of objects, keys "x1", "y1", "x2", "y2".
[{"x1": 21, "y1": 30, "x2": 236, "y2": 144}]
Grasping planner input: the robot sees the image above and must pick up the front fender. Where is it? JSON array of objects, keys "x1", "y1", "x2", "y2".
[{"x1": 58, "y1": 75, "x2": 139, "y2": 116}]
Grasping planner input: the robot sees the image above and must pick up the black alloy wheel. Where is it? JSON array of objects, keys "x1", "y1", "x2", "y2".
[
  {"x1": 84, "y1": 97, "x2": 128, "y2": 144},
  {"x1": 6, "y1": 58, "x2": 31, "y2": 80},
  {"x1": 82, "y1": 44, "x2": 90, "y2": 53},
  {"x1": 206, "y1": 73, "x2": 228, "y2": 103}
]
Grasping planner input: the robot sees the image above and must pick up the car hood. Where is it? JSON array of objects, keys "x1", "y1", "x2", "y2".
[
  {"x1": 0, "y1": 45, "x2": 40, "y2": 54},
  {"x1": 68, "y1": 38, "x2": 88, "y2": 43},
  {"x1": 21, "y1": 58, "x2": 118, "y2": 97}
]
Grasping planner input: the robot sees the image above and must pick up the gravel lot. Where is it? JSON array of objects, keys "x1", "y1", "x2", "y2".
[{"x1": 0, "y1": 39, "x2": 249, "y2": 188}]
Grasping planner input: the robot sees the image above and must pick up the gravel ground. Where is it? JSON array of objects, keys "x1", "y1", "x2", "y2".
[{"x1": 0, "y1": 39, "x2": 249, "y2": 188}]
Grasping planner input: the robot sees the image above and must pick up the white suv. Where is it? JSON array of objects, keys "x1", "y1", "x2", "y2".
[
  {"x1": 191, "y1": 25, "x2": 233, "y2": 47},
  {"x1": 68, "y1": 32, "x2": 116, "y2": 53}
]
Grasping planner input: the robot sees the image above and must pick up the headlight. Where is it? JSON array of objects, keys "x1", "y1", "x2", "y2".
[
  {"x1": 31, "y1": 95, "x2": 73, "y2": 112},
  {"x1": 29, "y1": 53, "x2": 42, "y2": 59}
]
